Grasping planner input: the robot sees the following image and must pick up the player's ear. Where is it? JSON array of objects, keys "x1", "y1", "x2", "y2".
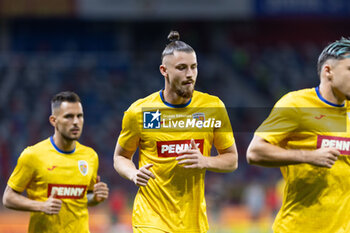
[
  {"x1": 159, "y1": 64, "x2": 167, "y2": 77},
  {"x1": 49, "y1": 115, "x2": 56, "y2": 127},
  {"x1": 323, "y1": 63, "x2": 333, "y2": 81}
]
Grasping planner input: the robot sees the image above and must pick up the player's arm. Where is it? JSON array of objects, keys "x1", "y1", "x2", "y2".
[
  {"x1": 114, "y1": 143, "x2": 155, "y2": 186},
  {"x1": 247, "y1": 135, "x2": 340, "y2": 168},
  {"x1": 177, "y1": 139, "x2": 238, "y2": 172},
  {"x1": 2, "y1": 185, "x2": 62, "y2": 214},
  {"x1": 206, "y1": 143, "x2": 238, "y2": 172}
]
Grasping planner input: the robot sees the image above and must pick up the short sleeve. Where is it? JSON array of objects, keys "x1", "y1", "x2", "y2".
[
  {"x1": 7, "y1": 148, "x2": 36, "y2": 193},
  {"x1": 255, "y1": 93, "x2": 300, "y2": 145},
  {"x1": 117, "y1": 109, "x2": 140, "y2": 152},
  {"x1": 88, "y1": 151, "x2": 99, "y2": 191},
  {"x1": 213, "y1": 99, "x2": 235, "y2": 150}
]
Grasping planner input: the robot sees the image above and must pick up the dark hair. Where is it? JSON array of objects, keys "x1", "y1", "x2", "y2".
[
  {"x1": 51, "y1": 91, "x2": 81, "y2": 112},
  {"x1": 161, "y1": 31, "x2": 194, "y2": 61},
  {"x1": 317, "y1": 37, "x2": 350, "y2": 75}
]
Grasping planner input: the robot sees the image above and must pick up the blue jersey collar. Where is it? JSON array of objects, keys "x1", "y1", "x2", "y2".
[
  {"x1": 50, "y1": 136, "x2": 76, "y2": 154},
  {"x1": 315, "y1": 86, "x2": 344, "y2": 107},
  {"x1": 159, "y1": 89, "x2": 192, "y2": 108}
]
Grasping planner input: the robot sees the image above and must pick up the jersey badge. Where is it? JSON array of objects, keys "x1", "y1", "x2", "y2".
[
  {"x1": 314, "y1": 114, "x2": 326, "y2": 120},
  {"x1": 78, "y1": 160, "x2": 88, "y2": 176},
  {"x1": 47, "y1": 165, "x2": 57, "y2": 171},
  {"x1": 192, "y1": 112, "x2": 205, "y2": 122}
]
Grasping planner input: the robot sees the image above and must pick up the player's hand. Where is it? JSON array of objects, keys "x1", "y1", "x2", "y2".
[
  {"x1": 42, "y1": 189, "x2": 62, "y2": 215},
  {"x1": 306, "y1": 148, "x2": 340, "y2": 168},
  {"x1": 176, "y1": 139, "x2": 208, "y2": 169},
  {"x1": 132, "y1": 164, "x2": 155, "y2": 187},
  {"x1": 93, "y1": 176, "x2": 109, "y2": 203}
]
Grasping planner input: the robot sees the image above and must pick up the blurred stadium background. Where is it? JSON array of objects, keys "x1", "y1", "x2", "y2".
[{"x1": 0, "y1": 0, "x2": 350, "y2": 232}]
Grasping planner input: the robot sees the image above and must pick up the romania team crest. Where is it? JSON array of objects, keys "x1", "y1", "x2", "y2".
[
  {"x1": 193, "y1": 112, "x2": 205, "y2": 122},
  {"x1": 78, "y1": 160, "x2": 88, "y2": 176}
]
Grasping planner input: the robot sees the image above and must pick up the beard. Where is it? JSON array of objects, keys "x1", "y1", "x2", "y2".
[
  {"x1": 57, "y1": 127, "x2": 81, "y2": 141},
  {"x1": 167, "y1": 75, "x2": 195, "y2": 99},
  {"x1": 175, "y1": 86, "x2": 194, "y2": 99},
  {"x1": 62, "y1": 133, "x2": 80, "y2": 141}
]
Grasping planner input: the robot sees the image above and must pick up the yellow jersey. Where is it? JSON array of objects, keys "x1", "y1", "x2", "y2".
[
  {"x1": 256, "y1": 87, "x2": 350, "y2": 233},
  {"x1": 118, "y1": 90, "x2": 235, "y2": 233},
  {"x1": 8, "y1": 137, "x2": 99, "y2": 233}
]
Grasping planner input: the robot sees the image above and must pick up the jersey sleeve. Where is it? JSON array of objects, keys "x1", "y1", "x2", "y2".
[
  {"x1": 7, "y1": 148, "x2": 36, "y2": 193},
  {"x1": 117, "y1": 108, "x2": 141, "y2": 152},
  {"x1": 88, "y1": 151, "x2": 99, "y2": 191},
  {"x1": 255, "y1": 93, "x2": 300, "y2": 145},
  {"x1": 213, "y1": 99, "x2": 235, "y2": 150}
]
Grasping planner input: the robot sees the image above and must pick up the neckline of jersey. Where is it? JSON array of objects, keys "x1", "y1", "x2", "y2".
[
  {"x1": 50, "y1": 136, "x2": 76, "y2": 154},
  {"x1": 315, "y1": 86, "x2": 345, "y2": 107},
  {"x1": 159, "y1": 89, "x2": 192, "y2": 108}
]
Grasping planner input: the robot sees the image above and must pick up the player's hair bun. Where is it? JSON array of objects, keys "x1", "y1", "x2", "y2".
[
  {"x1": 167, "y1": 31, "x2": 180, "y2": 42},
  {"x1": 161, "y1": 30, "x2": 193, "y2": 61}
]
